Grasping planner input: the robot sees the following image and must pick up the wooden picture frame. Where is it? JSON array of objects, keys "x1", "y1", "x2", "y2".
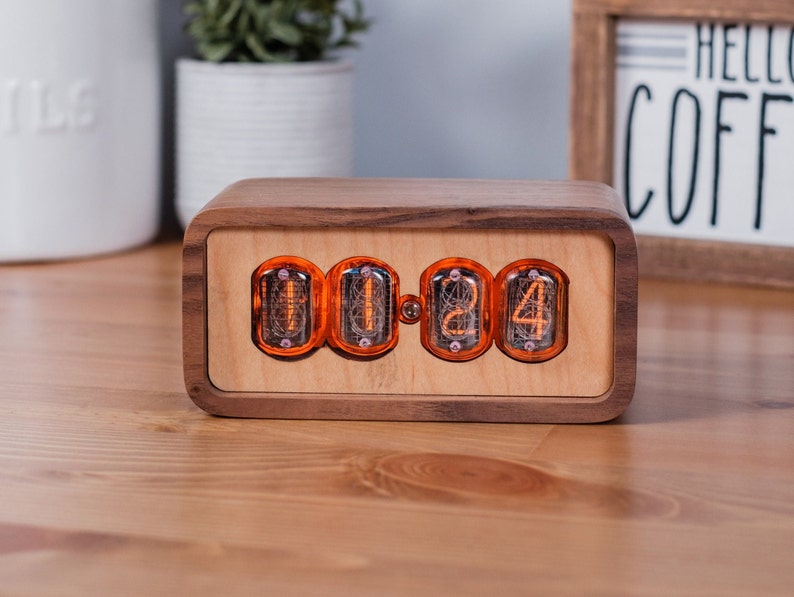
[
  {"x1": 183, "y1": 178, "x2": 638, "y2": 423},
  {"x1": 570, "y1": 0, "x2": 794, "y2": 288}
]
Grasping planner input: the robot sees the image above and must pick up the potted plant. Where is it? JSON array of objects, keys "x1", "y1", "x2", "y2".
[{"x1": 176, "y1": 0, "x2": 370, "y2": 227}]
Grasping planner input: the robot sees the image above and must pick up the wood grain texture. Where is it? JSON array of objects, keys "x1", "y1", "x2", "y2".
[
  {"x1": 1, "y1": 242, "x2": 793, "y2": 596},
  {"x1": 569, "y1": 0, "x2": 794, "y2": 288},
  {"x1": 184, "y1": 178, "x2": 638, "y2": 423},
  {"x1": 206, "y1": 228, "x2": 614, "y2": 398},
  {"x1": 574, "y1": 0, "x2": 794, "y2": 20}
]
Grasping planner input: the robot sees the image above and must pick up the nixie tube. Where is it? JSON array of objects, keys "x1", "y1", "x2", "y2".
[
  {"x1": 251, "y1": 256, "x2": 326, "y2": 358},
  {"x1": 420, "y1": 258, "x2": 493, "y2": 361},
  {"x1": 327, "y1": 257, "x2": 399, "y2": 358},
  {"x1": 494, "y1": 259, "x2": 568, "y2": 362}
]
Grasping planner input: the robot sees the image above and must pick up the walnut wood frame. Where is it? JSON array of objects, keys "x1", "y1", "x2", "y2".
[
  {"x1": 570, "y1": 0, "x2": 794, "y2": 288},
  {"x1": 183, "y1": 178, "x2": 637, "y2": 423}
]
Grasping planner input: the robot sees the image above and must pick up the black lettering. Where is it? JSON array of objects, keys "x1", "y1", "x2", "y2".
[
  {"x1": 744, "y1": 25, "x2": 760, "y2": 83},
  {"x1": 624, "y1": 84, "x2": 654, "y2": 219},
  {"x1": 667, "y1": 89, "x2": 701, "y2": 225},
  {"x1": 722, "y1": 24, "x2": 738, "y2": 82},
  {"x1": 767, "y1": 26, "x2": 783, "y2": 84},
  {"x1": 696, "y1": 23, "x2": 716, "y2": 80},
  {"x1": 788, "y1": 27, "x2": 794, "y2": 83},
  {"x1": 713, "y1": 91, "x2": 749, "y2": 226},
  {"x1": 756, "y1": 93, "x2": 793, "y2": 230}
]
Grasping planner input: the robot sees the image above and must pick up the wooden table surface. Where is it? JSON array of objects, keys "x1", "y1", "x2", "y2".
[{"x1": 1, "y1": 242, "x2": 792, "y2": 596}]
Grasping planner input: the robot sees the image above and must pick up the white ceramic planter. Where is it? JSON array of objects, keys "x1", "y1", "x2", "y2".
[
  {"x1": 176, "y1": 59, "x2": 353, "y2": 227},
  {"x1": 0, "y1": 0, "x2": 160, "y2": 262}
]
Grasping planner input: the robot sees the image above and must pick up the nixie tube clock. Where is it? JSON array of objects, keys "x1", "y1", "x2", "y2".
[{"x1": 183, "y1": 178, "x2": 637, "y2": 423}]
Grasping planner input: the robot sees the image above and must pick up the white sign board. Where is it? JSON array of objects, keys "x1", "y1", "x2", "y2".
[{"x1": 614, "y1": 20, "x2": 794, "y2": 247}]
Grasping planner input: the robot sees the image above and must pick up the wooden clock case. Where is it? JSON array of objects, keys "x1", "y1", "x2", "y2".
[{"x1": 183, "y1": 178, "x2": 637, "y2": 423}]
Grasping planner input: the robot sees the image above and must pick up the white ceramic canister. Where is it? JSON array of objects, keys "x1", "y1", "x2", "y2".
[
  {"x1": 0, "y1": 0, "x2": 160, "y2": 261},
  {"x1": 176, "y1": 59, "x2": 353, "y2": 227}
]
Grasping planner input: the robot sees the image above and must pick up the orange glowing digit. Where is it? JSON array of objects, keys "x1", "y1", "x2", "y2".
[
  {"x1": 283, "y1": 277, "x2": 299, "y2": 333},
  {"x1": 327, "y1": 257, "x2": 400, "y2": 358},
  {"x1": 420, "y1": 258, "x2": 492, "y2": 362},
  {"x1": 251, "y1": 256, "x2": 326, "y2": 358},
  {"x1": 440, "y1": 275, "x2": 479, "y2": 337},
  {"x1": 510, "y1": 275, "x2": 547, "y2": 337},
  {"x1": 362, "y1": 275, "x2": 376, "y2": 333},
  {"x1": 495, "y1": 260, "x2": 568, "y2": 363}
]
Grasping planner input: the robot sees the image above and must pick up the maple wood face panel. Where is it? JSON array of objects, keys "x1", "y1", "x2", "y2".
[
  {"x1": 206, "y1": 227, "x2": 613, "y2": 397},
  {"x1": 183, "y1": 178, "x2": 638, "y2": 423}
]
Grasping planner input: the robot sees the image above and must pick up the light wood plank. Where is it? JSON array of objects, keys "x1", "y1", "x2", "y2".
[{"x1": 1, "y1": 242, "x2": 793, "y2": 596}]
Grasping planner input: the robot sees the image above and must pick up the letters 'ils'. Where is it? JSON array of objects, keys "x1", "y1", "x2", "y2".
[{"x1": 252, "y1": 256, "x2": 569, "y2": 364}]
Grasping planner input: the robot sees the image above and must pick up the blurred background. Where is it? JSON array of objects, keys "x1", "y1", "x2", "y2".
[{"x1": 159, "y1": 0, "x2": 571, "y2": 233}]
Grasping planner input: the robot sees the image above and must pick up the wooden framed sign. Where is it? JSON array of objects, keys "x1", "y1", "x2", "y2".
[
  {"x1": 182, "y1": 178, "x2": 638, "y2": 423},
  {"x1": 570, "y1": 0, "x2": 794, "y2": 287}
]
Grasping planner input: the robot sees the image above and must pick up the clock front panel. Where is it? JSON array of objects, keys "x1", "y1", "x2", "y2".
[{"x1": 206, "y1": 227, "x2": 615, "y2": 399}]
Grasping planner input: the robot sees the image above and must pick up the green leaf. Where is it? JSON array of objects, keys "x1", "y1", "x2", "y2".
[
  {"x1": 269, "y1": 20, "x2": 304, "y2": 46},
  {"x1": 218, "y1": 0, "x2": 243, "y2": 28},
  {"x1": 183, "y1": 0, "x2": 370, "y2": 63},
  {"x1": 245, "y1": 33, "x2": 290, "y2": 62},
  {"x1": 206, "y1": 0, "x2": 221, "y2": 17},
  {"x1": 198, "y1": 40, "x2": 235, "y2": 62},
  {"x1": 253, "y1": 4, "x2": 273, "y2": 32}
]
